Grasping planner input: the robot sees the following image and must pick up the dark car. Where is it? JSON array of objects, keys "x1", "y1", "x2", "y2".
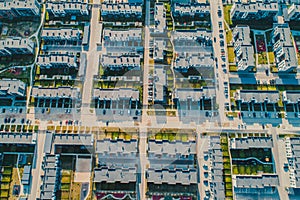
[
  {"x1": 220, "y1": 40, "x2": 224, "y2": 47},
  {"x1": 218, "y1": 10, "x2": 222, "y2": 17}
]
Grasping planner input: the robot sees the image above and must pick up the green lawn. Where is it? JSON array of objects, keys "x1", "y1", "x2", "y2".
[
  {"x1": 226, "y1": 29, "x2": 233, "y2": 45},
  {"x1": 270, "y1": 65, "x2": 278, "y2": 73},
  {"x1": 155, "y1": 133, "x2": 188, "y2": 142},
  {"x1": 2, "y1": 167, "x2": 12, "y2": 175},
  {"x1": 61, "y1": 183, "x2": 71, "y2": 190},
  {"x1": 228, "y1": 47, "x2": 235, "y2": 63},
  {"x1": 0, "y1": 67, "x2": 31, "y2": 85},
  {"x1": 0, "y1": 190, "x2": 9, "y2": 198},
  {"x1": 257, "y1": 52, "x2": 268, "y2": 64},
  {"x1": 268, "y1": 52, "x2": 275, "y2": 64},
  {"x1": 223, "y1": 5, "x2": 233, "y2": 26},
  {"x1": 229, "y1": 65, "x2": 237, "y2": 72}
]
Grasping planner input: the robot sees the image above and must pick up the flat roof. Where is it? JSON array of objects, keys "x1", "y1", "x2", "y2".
[
  {"x1": 148, "y1": 140, "x2": 196, "y2": 155},
  {"x1": 235, "y1": 175, "x2": 279, "y2": 188},
  {"x1": 93, "y1": 88, "x2": 139, "y2": 100},
  {"x1": 31, "y1": 86, "x2": 80, "y2": 99},
  {"x1": 96, "y1": 139, "x2": 138, "y2": 155},
  {"x1": 283, "y1": 90, "x2": 300, "y2": 103},
  {"x1": 153, "y1": 66, "x2": 167, "y2": 102},
  {"x1": 54, "y1": 133, "x2": 93, "y2": 146},
  {"x1": 94, "y1": 167, "x2": 136, "y2": 183},
  {"x1": 147, "y1": 168, "x2": 197, "y2": 185},
  {"x1": 0, "y1": 133, "x2": 33, "y2": 144},
  {"x1": 237, "y1": 90, "x2": 280, "y2": 103},
  {"x1": 230, "y1": 137, "x2": 273, "y2": 149}
]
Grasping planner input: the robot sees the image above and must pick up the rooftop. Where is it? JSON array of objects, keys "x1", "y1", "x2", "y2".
[
  {"x1": 148, "y1": 139, "x2": 196, "y2": 156},
  {"x1": 283, "y1": 91, "x2": 300, "y2": 103},
  {"x1": 103, "y1": 28, "x2": 142, "y2": 42},
  {"x1": 53, "y1": 133, "x2": 93, "y2": 146},
  {"x1": 31, "y1": 86, "x2": 80, "y2": 98},
  {"x1": 230, "y1": 137, "x2": 273, "y2": 149},
  {"x1": 147, "y1": 168, "x2": 197, "y2": 185},
  {"x1": 94, "y1": 166, "x2": 136, "y2": 183},
  {"x1": 0, "y1": 78, "x2": 26, "y2": 97},
  {"x1": 0, "y1": 132, "x2": 34, "y2": 144},
  {"x1": 93, "y1": 88, "x2": 139, "y2": 100},
  {"x1": 41, "y1": 28, "x2": 82, "y2": 39},
  {"x1": 236, "y1": 90, "x2": 280, "y2": 103},
  {"x1": 153, "y1": 66, "x2": 167, "y2": 102},
  {"x1": 96, "y1": 139, "x2": 138, "y2": 155},
  {"x1": 0, "y1": 0, "x2": 39, "y2": 11},
  {"x1": 235, "y1": 174, "x2": 279, "y2": 188}
]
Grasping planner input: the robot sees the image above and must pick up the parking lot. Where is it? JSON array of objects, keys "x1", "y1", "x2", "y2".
[{"x1": 95, "y1": 108, "x2": 141, "y2": 123}]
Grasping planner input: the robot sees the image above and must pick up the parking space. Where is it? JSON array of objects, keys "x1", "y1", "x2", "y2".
[
  {"x1": 0, "y1": 106, "x2": 27, "y2": 124},
  {"x1": 95, "y1": 108, "x2": 141, "y2": 123},
  {"x1": 178, "y1": 110, "x2": 220, "y2": 124},
  {"x1": 239, "y1": 110, "x2": 283, "y2": 125}
]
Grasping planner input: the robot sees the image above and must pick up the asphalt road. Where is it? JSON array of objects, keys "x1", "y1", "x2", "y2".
[
  {"x1": 29, "y1": 122, "x2": 47, "y2": 200},
  {"x1": 210, "y1": 0, "x2": 230, "y2": 126},
  {"x1": 81, "y1": 0, "x2": 101, "y2": 125}
]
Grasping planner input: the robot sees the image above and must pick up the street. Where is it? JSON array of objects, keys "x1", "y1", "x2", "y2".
[
  {"x1": 81, "y1": 0, "x2": 101, "y2": 126},
  {"x1": 29, "y1": 122, "x2": 47, "y2": 200},
  {"x1": 210, "y1": 0, "x2": 231, "y2": 126}
]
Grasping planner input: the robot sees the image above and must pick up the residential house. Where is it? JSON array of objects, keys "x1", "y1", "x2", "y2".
[
  {"x1": 232, "y1": 25, "x2": 255, "y2": 72},
  {"x1": 272, "y1": 23, "x2": 298, "y2": 72},
  {"x1": 0, "y1": 0, "x2": 40, "y2": 19}
]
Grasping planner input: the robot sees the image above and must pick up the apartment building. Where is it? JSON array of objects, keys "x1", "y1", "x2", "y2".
[
  {"x1": 0, "y1": 0, "x2": 40, "y2": 19},
  {"x1": 94, "y1": 138, "x2": 138, "y2": 197},
  {"x1": 101, "y1": 3, "x2": 142, "y2": 21},
  {"x1": 272, "y1": 23, "x2": 298, "y2": 72},
  {"x1": 0, "y1": 37, "x2": 35, "y2": 57},
  {"x1": 101, "y1": 54, "x2": 141, "y2": 71},
  {"x1": 93, "y1": 88, "x2": 140, "y2": 110},
  {"x1": 0, "y1": 79, "x2": 27, "y2": 106},
  {"x1": 232, "y1": 25, "x2": 255, "y2": 72},
  {"x1": 46, "y1": 0, "x2": 89, "y2": 19},
  {"x1": 37, "y1": 53, "x2": 79, "y2": 70},
  {"x1": 172, "y1": 3, "x2": 210, "y2": 20},
  {"x1": 174, "y1": 87, "x2": 216, "y2": 110},
  {"x1": 287, "y1": 3, "x2": 300, "y2": 21},
  {"x1": 230, "y1": 1, "x2": 278, "y2": 21}
]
